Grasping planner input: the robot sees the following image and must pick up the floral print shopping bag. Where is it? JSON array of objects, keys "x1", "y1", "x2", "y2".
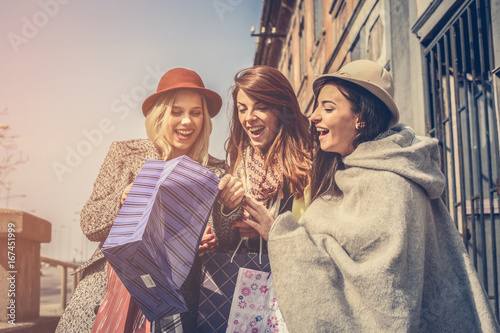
[{"x1": 226, "y1": 267, "x2": 288, "y2": 333}]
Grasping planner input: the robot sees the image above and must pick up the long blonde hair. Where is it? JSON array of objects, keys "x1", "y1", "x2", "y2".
[{"x1": 145, "y1": 89, "x2": 212, "y2": 165}]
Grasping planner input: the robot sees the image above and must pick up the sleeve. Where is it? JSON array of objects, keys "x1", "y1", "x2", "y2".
[
  {"x1": 80, "y1": 142, "x2": 134, "y2": 242},
  {"x1": 205, "y1": 159, "x2": 244, "y2": 251},
  {"x1": 267, "y1": 173, "x2": 429, "y2": 332},
  {"x1": 211, "y1": 192, "x2": 244, "y2": 251}
]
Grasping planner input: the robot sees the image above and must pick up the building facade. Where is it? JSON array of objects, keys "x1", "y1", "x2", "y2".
[{"x1": 253, "y1": 0, "x2": 500, "y2": 319}]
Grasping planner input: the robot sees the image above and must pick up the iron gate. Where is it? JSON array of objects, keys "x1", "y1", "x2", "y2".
[{"x1": 424, "y1": 0, "x2": 500, "y2": 319}]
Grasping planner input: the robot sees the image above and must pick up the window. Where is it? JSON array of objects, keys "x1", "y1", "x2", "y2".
[
  {"x1": 299, "y1": 19, "x2": 306, "y2": 79},
  {"x1": 314, "y1": 0, "x2": 323, "y2": 42}
]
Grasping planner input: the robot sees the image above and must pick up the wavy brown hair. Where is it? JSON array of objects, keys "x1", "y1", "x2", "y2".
[{"x1": 226, "y1": 65, "x2": 312, "y2": 198}]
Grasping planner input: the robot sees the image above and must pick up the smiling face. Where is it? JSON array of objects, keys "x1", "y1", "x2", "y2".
[
  {"x1": 310, "y1": 84, "x2": 360, "y2": 156},
  {"x1": 237, "y1": 89, "x2": 280, "y2": 152},
  {"x1": 164, "y1": 89, "x2": 204, "y2": 158}
]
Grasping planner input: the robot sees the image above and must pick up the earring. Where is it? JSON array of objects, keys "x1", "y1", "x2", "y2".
[{"x1": 356, "y1": 122, "x2": 365, "y2": 130}]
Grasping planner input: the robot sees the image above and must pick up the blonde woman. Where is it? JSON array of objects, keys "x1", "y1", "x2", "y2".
[{"x1": 56, "y1": 68, "x2": 242, "y2": 333}]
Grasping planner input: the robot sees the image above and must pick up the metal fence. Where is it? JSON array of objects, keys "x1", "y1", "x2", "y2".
[
  {"x1": 424, "y1": 0, "x2": 500, "y2": 319},
  {"x1": 41, "y1": 257, "x2": 81, "y2": 309}
]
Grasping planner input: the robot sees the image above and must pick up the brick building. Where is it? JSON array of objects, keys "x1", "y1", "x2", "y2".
[{"x1": 253, "y1": 0, "x2": 500, "y2": 319}]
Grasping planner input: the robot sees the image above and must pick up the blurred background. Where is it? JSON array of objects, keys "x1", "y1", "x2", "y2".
[{"x1": 0, "y1": 0, "x2": 263, "y2": 263}]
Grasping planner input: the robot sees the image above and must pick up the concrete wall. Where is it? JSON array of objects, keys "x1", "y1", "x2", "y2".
[{"x1": 390, "y1": 0, "x2": 428, "y2": 134}]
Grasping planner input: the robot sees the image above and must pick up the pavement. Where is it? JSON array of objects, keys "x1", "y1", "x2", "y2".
[{"x1": 0, "y1": 265, "x2": 74, "y2": 332}]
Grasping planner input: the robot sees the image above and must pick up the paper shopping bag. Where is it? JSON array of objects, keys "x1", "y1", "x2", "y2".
[
  {"x1": 197, "y1": 251, "x2": 270, "y2": 333},
  {"x1": 102, "y1": 156, "x2": 220, "y2": 322},
  {"x1": 226, "y1": 268, "x2": 288, "y2": 332},
  {"x1": 92, "y1": 263, "x2": 151, "y2": 333}
]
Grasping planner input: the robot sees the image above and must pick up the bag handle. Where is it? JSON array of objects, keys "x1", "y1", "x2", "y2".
[
  {"x1": 230, "y1": 236, "x2": 264, "y2": 264},
  {"x1": 230, "y1": 187, "x2": 277, "y2": 265}
]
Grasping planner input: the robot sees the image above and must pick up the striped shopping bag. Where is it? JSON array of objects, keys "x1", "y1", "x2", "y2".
[
  {"x1": 102, "y1": 156, "x2": 220, "y2": 322},
  {"x1": 92, "y1": 263, "x2": 151, "y2": 333}
]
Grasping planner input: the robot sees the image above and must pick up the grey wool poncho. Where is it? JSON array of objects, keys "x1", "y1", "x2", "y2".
[{"x1": 268, "y1": 125, "x2": 499, "y2": 332}]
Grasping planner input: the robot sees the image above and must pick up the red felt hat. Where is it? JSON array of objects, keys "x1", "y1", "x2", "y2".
[{"x1": 142, "y1": 68, "x2": 222, "y2": 117}]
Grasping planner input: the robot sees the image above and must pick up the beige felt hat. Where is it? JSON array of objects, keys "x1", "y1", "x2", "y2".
[{"x1": 313, "y1": 59, "x2": 400, "y2": 128}]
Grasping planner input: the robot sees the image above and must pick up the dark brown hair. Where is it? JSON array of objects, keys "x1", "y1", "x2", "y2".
[
  {"x1": 226, "y1": 65, "x2": 312, "y2": 198},
  {"x1": 311, "y1": 78, "x2": 392, "y2": 200}
]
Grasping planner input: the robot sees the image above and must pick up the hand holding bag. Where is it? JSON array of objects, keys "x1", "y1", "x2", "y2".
[{"x1": 102, "y1": 156, "x2": 220, "y2": 322}]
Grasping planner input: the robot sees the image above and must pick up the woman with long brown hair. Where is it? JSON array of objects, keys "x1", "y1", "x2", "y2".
[
  {"x1": 211, "y1": 65, "x2": 312, "y2": 251},
  {"x1": 241, "y1": 60, "x2": 499, "y2": 332}
]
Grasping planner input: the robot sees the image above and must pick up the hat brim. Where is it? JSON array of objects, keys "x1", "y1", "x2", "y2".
[
  {"x1": 313, "y1": 75, "x2": 400, "y2": 129},
  {"x1": 142, "y1": 87, "x2": 222, "y2": 118}
]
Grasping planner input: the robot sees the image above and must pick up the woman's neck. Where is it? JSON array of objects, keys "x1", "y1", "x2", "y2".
[{"x1": 167, "y1": 149, "x2": 189, "y2": 161}]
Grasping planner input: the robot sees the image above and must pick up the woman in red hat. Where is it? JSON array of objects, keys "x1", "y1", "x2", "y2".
[{"x1": 56, "y1": 68, "x2": 243, "y2": 333}]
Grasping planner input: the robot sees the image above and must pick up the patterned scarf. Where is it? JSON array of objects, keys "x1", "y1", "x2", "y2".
[{"x1": 235, "y1": 145, "x2": 282, "y2": 207}]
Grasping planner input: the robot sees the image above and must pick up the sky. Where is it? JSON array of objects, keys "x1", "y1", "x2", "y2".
[{"x1": 0, "y1": 0, "x2": 263, "y2": 262}]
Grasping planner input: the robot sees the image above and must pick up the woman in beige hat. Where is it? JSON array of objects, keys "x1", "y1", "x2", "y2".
[
  {"x1": 56, "y1": 68, "x2": 244, "y2": 333},
  {"x1": 242, "y1": 60, "x2": 499, "y2": 332}
]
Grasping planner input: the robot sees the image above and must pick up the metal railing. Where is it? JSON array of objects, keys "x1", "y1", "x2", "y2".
[
  {"x1": 41, "y1": 257, "x2": 82, "y2": 309},
  {"x1": 424, "y1": 0, "x2": 500, "y2": 319}
]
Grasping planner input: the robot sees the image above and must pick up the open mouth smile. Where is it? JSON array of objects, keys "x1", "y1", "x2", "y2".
[
  {"x1": 316, "y1": 127, "x2": 330, "y2": 139},
  {"x1": 175, "y1": 129, "x2": 195, "y2": 141},
  {"x1": 247, "y1": 126, "x2": 265, "y2": 138}
]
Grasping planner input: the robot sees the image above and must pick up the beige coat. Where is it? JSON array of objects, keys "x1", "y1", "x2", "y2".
[{"x1": 57, "y1": 139, "x2": 228, "y2": 333}]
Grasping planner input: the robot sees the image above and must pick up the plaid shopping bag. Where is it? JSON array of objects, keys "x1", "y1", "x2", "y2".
[
  {"x1": 226, "y1": 268, "x2": 288, "y2": 332},
  {"x1": 102, "y1": 156, "x2": 220, "y2": 322},
  {"x1": 197, "y1": 251, "x2": 270, "y2": 333}
]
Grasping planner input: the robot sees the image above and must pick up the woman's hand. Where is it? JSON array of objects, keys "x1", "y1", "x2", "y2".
[
  {"x1": 120, "y1": 182, "x2": 134, "y2": 205},
  {"x1": 232, "y1": 220, "x2": 260, "y2": 239},
  {"x1": 241, "y1": 196, "x2": 275, "y2": 241},
  {"x1": 218, "y1": 174, "x2": 245, "y2": 212},
  {"x1": 198, "y1": 225, "x2": 217, "y2": 256},
  {"x1": 232, "y1": 197, "x2": 260, "y2": 240}
]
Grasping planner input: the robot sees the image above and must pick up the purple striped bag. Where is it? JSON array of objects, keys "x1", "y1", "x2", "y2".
[{"x1": 102, "y1": 156, "x2": 220, "y2": 322}]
